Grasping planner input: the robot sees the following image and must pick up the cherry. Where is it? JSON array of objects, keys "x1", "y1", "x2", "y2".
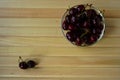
[
  {"x1": 75, "y1": 37, "x2": 83, "y2": 46},
  {"x1": 98, "y1": 22, "x2": 104, "y2": 30},
  {"x1": 65, "y1": 15, "x2": 71, "y2": 23},
  {"x1": 62, "y1": 21, "x2": 68, "y2": 30},
  {"x1": 71, "y1": 16, "x2": 77, "y2": 23},
  {"x1": 96, "y1": 28, "x2": 102, "y2": 34},
  {"x1": 86, "y1": 35, "x2": 97, "y2": 44},
  {"x1": 96, "y1": 14, "x2": 103, "y2": 22},
  {"x1": 82, "y1": 20, "x2": 90, "y2": 28},
  {"x1": 91, "y1": 19, "x2": 97, "y2": 25},
  {"x1": 86, "y1": 9, "x2": 97, "y2": 19},
  {"x1": 19, "y1": 61, "x2": 28, "y2": 69},
  {"x1": 77, "y1": 5, "x2": 85, "y2": 13},
  {"x1": 66, "y1": 31, "x2": 76, "y2": 42},
  {"x1": 18, "y1": 56, "x2": 28, "y2": 69},
  {"x1": 27, "y1": 60, "x2": 36, "y2": 68},
  {"x1": 91, "y1": 28, "x2": 97, "y2": 34},
  {"x1": 68, "y1": 24, "x2": 76, "y2": 30},
  {"x1": 69, "y1": 7, "x2": 78, "y2": 15}
]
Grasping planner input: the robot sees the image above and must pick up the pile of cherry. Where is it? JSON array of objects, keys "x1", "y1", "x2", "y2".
[{"x1": 62, "y1": 4, "x2": 105, "y2": 46}]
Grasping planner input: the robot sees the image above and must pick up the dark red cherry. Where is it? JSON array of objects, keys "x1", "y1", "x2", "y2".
[
  {"x1": 71, "y1": 16, "x2": 77, "y2": 23},
  {"x1": 27, "y1": 60, "x2": 36, "y2": 68},
  {"x1": 65, "y1": 15, "x2": 71, "y2": 23},
  {"x1": 91, "y1": 19, "x2": 97, "y2": 25},
  {"x1": 96, "y1": 14, "x2": 103, "y2": 22},
  {"x1": 98, "y1": 23, "x2": 104, "y2": 30},
  {"x1": 82, "y1": 20, "x2": 90, "y2": 28},
  {"x1": 75, "y1": 37, "x2": 83, "y2": 46},
  {"x1": 91, "y1": 28, "x2": 97, "y2": 34},
  {"x1": 62, "y1": 21, "x2": 69, "y2": 30},
  {"x1": 86, "y1": 35, "x2": 97, "y2": 44},
  {"x1": 66, "y1": 31, "x2": 76, "y2": 42},
  {"x1": 91, "y1": 35, "x2": 97, "y2": 42},
  {"x1": 69, "y1": 7, "x2": 78, "y2": 15},
  {"x1": 96, "y1": 28, "x2": 102, "y2": 34},
  {"x1": 19, "y1": 61, "x2": 28, "y2": 69},
  {"x1": 77, "y1": 5, "x2": 85, "y2": 13},
  {"x1": 68, "y1": 24, "x2": 76, "y2": 30},
  {"x1": 86, "y1": 9, "x2": 97, "y2": 19}
]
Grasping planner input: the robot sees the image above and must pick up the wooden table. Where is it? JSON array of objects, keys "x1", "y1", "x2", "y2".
[{"x1": 0, "y1": 0, "x2": 120, "y2": 80}]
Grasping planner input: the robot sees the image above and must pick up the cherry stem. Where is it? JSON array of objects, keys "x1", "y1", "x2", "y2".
[
  {"x1": 89, "y1": 4, "x2": 93, "y2": 7},
  {"x1": 100, "y1": 10, "x2": 105, "y2": 16},
  {"x1": 67, "y1": 5, "x2": 71, "y2": 11},
  {"x1": 80, "y1": 29, "x2": 88, "y2": 38},
  {"x1": 18, "y1": 56, "x2": 23, "y2": 63}
]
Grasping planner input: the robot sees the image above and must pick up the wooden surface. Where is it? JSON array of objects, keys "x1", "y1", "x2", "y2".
[{"x1": 0, "y1": 0, "x2": 120, "y2": 80}]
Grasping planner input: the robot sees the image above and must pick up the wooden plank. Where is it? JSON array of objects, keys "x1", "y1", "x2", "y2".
[
  {"x1": 105, "y1": 27, "x2": 120, "y2": 37},
  {"x1": 104, "y1": 10, "x2": 120, "y2": 18},
  {"x1": 0, "y1": 56, "x2": 120, "y2": 67},
  {"x1": 0, "y1": 37, "x2": 71, "y2": 47},
  {"x1": 0, "y1": 47, "x2": 119, "y2": 56},
  {"x1": 0, "y1": 26, "x2": 119, "y2": 37},
  {"x1": 0, "y1": 18, "x2": 59, "y2": 26},
  {"x1": 0, "y1": 18, "x2": 119, "y2": 27},
  {"x1": 0, "y1": 37, "x2": 119, "y2": 47},
  {"x1": 0, "y1": 27, "x2": 61, "y2": 37},
  {"x1": 0, "y1": 8, "x2": 64, "y2": 18},
  {"x1": 0, "y1": 8, "x2": 119, "y2": 18},
  {"x1": 0, "y1": 67, "x2": 120, "y2": 77},
  {"x1": 0, "y1": 77, "x2": 120, "y2": 80},
  {"x1": 0, "y1": 0, "x2": 119, "y2": 9}
]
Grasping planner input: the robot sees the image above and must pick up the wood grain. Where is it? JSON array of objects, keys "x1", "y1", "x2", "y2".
[
  {"x1": 0, "y1": 47, "x2": 119, "y2": 56},
  {"x1": 0, "y1": 8, "x2": 119, "y2": 18},
  {"x1": 0, "y1": 56, "x2": 120, "y2": 67},
  {"x1": 0, "y1": 77, "x2": 120, "y2": 80},
  {"x1": 0, "y1": 37, "x2": 120, "y2": 47},
  {"x1": 0, "y1": 67, "x2": 120, "y2": 77},
  {"x1": 0, "y1": 0, "x2": 119, "y2": 9}
]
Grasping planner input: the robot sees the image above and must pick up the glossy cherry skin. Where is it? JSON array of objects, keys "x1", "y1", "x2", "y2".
[
  {"x1": 19, "y1": 61, "x2": 28, "y2": 69},
  {"x1": 27, "y1": 60, "x2": 36, "y2": 68}
]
